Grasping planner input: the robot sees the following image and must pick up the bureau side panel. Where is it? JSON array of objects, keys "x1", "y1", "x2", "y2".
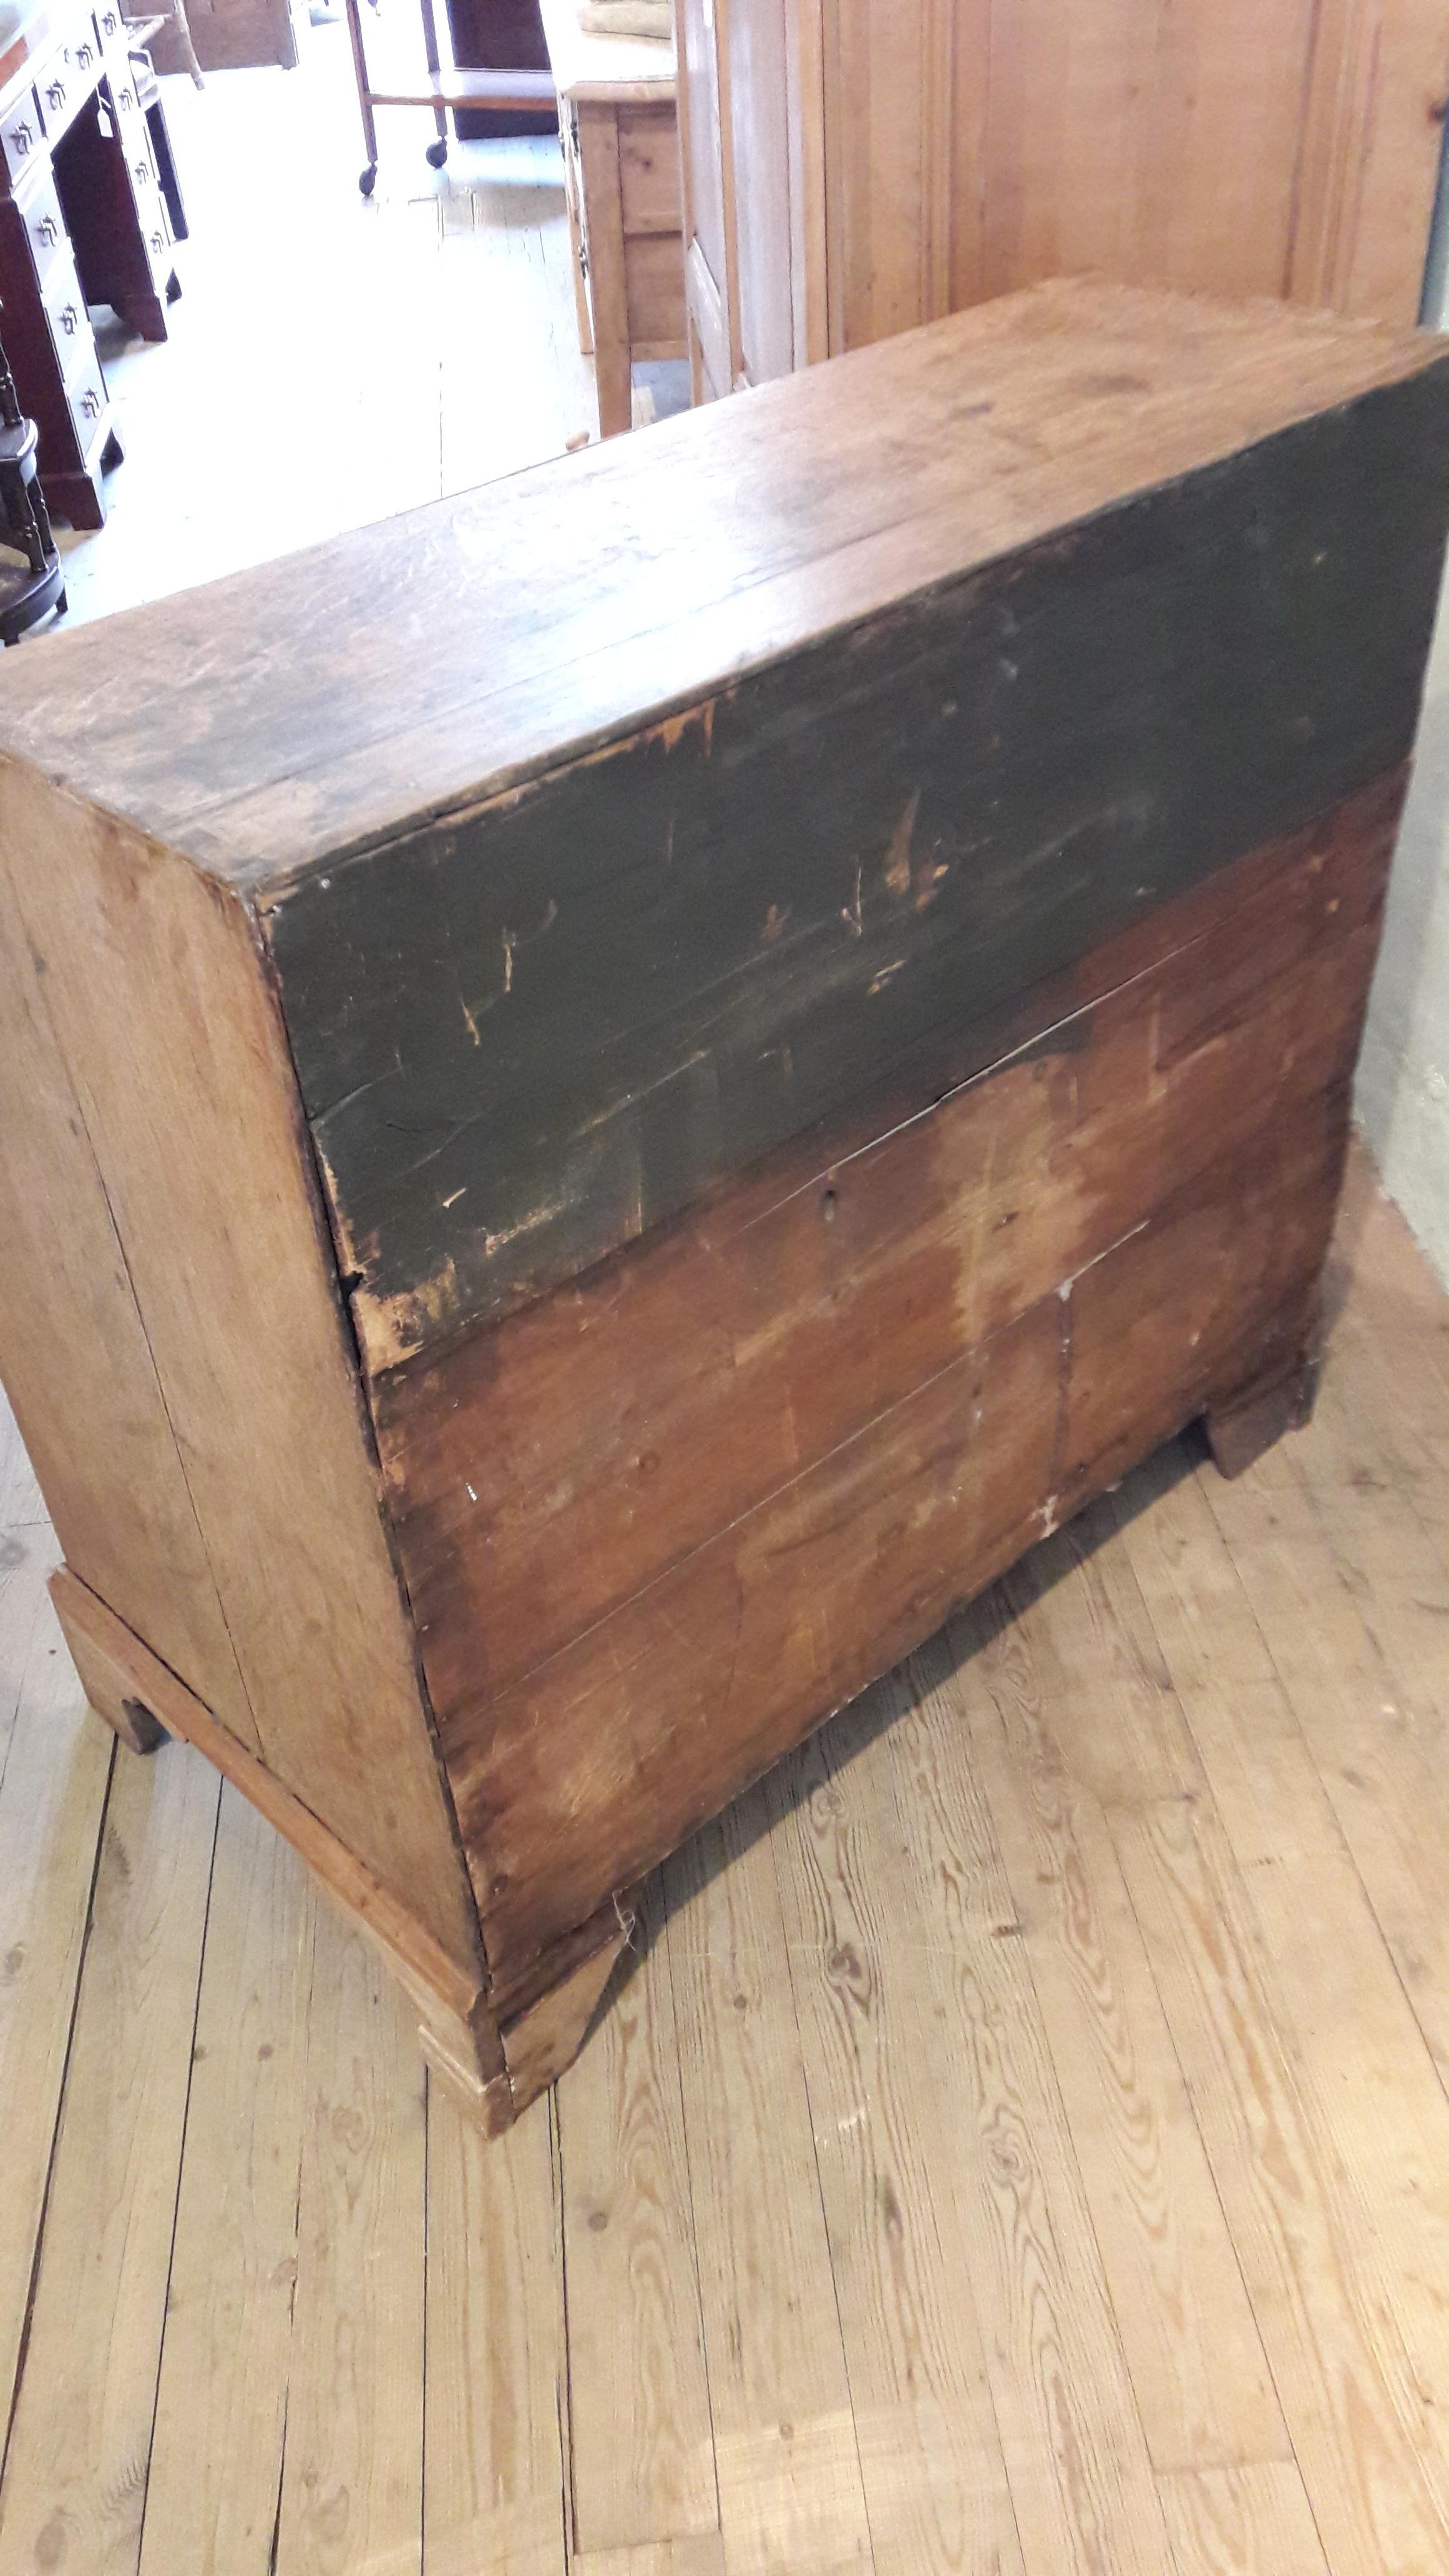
[
  {"x1": 0, "y1": 760, "x2": 481, "y2": 1977},
  {"x1": 373, "y1": 772, "x2": 1398, "y2": 1978},
  {"x1": 0, "y1": 803, "x2": 260, "y2": 1752}
]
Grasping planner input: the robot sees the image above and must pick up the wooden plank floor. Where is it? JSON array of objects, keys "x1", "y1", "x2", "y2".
[
  {"x1": 7, "y1": 44, "x2": 1449, "y2": 2573},
  {"x1": 2, "y1": 1147, "x2": 1448, "y2": 2576}
]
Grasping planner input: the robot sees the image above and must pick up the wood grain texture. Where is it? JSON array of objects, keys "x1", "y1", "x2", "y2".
[
  {"x1": 271, "y1": 1916, "x2": 426, "y2": 2576},
  {"x1": 0, "y1": 772, "x2": 481, "y2": 1976},
  {"x1": 1158, "y1": 2462, "x2": 1331, "y2": 2576},
  {"x1": 871, "y1": 1641, "x2": 1171, "y2": 2576},
  {"x1": 557, "y1": 1883, "x2": 718, "y2": 2557},
  {"x1": 663, "y1": 1795, "x2": 876, "y2": 2576},
  {"x1": 764, "y1": 1718, "x2": 1027, "y2": 2576},
  {"x1": 696, "y1": 0, "x2": 1445, "y2": 366},
  {"x1": 0, "y1": 287, "x2": 1439, "y2": 864},
  {"x1": 959, "y1": 1584, "x2": 1287, "y2": 2476},
  {"x1": 1112, "y1": 1793, "x2": 1449, "y2": 2574},
  {"x1": 4, "y1": 1137, "x2": 1449, "y2": 2563},
  {"x1": 0, "y1": 822, "x2": 259, "y2": 1752},
  {"x1": 138, "y1": 1791, "x2": 316, "y2": 2576},
  {"x1": 265, "y1": 368, "x2": 1447, "y2": 1360},
  {"x1": 0, "y1": 1739, "x2": 221, "y2": 2576},
  {"x1": 47, "y1": 1569, "x2": 487, "y2": 2036},
  {"x1": 0, "y1": 1567, "x2": 114, "y2": 2448},
  {"x1": 379, "y1": 776, "x2": 1397, "y2": 1709},
  {"x1": 382, "y1": 778, "x2": 1394, "y2": 1989},
  {"x1": 1291, "y1": 0, "x2": 1449, "y2": 323},
  {"x1": 448, "y1": 1287, "x2": 1065, "y2": 1975},
  {"x1": 424, "y1": 2093, "x2": 568, "y2": 2576}
]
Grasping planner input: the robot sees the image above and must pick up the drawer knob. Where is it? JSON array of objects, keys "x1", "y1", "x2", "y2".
[
  {"x1": 46, "y1": 82, "x2": 65, "y2": 109},
  {"x1": 36, "y1": 213, "x2": 57, "y2": 245},
  {"x1": 149, "y1": 228, "x2": 163, "y2": 254},
  {"x1": 134, "y1": 158, "x2": 148, "y2": 184},
  {"x1": 117, "y1": 85, "x2": 133, "y2": 109},
  {"x1": 76, "y1": 42, "x2": 93, "y2": 66},
  {"x1": 80, "y1": 387, "x2": 100, "y2": 417},
  {"x1": 60, "y1": 303, "x2": 77, "y2": 333},
  {"x1": 13, "y1": 120, "x2": 32, "y2": 153}
]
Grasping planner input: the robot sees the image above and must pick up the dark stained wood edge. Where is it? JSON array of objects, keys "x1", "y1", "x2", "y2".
[
  {"x1": 372, "y1": 768, "x2": 1402, "y2": 1729},
  {"x1": 266, "y1": 371, "x2": 1449, "y2": 1368}
]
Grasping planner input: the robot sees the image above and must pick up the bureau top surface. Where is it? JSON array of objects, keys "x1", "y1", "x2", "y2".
[{"x1": 0, "y1": 275, "x2": 1444, "y2": 900}]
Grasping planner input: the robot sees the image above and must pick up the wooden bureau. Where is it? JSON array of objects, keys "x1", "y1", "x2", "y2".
[
  {"x1": 0, "y1": 279, "x2": 1445, "y2": 2134},
  {"x1": 0, "y1": 0, "x2": 180, "y2": 527}
]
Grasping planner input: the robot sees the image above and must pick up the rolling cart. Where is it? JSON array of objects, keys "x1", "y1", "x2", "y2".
[{"x1": 341, "y1": 0, "x2": 555, "y2": 193}]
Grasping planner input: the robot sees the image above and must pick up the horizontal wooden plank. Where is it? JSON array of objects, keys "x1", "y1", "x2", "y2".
[
  {"x1": 374, "y1": 774, "x2": 1398, "y2": 1710},
  {"x1": 438, "y1": 1008, "x2": 1347, "y2": 1983},
  {"x1": 447, "y1": 1290, "x2": 1066, "y2": 1971},
  {"x1": 270, "y1": 373, "x2": 1444, "y2": 1366},
  {"x1": 0, "y1": 281, "x2": 1439, "y2": 889}
]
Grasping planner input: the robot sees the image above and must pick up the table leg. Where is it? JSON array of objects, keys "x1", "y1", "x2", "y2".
[
  {"x1": 419, "y1": 0, "x2": 451, "y2": 167},
  {"x1": 342, "y1": 0, "x2": 379, "y2": 192},
  {"x1": 575, "y1": 99, "x2": 631, "y2": 436}
]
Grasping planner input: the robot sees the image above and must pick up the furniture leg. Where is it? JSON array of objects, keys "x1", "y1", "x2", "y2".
[
  {"x1": 418, "y1": 0, "x2": 451, "y2": 167},
  {"x1": 145, "y1": 96, "x2": 190, "y2": 238},
  {"x1": 1203, "y1": 1349, "x2": 1320, "y2": 1479},
  {"x1": 46, "y1": 1563, "x2": 633, "y2": 2127},
  {"x1": 51, "y1": 1578, "x2": 166, "y2": 1752},
  {"x1": 342, "y1": 0, "x2": 379, "y2": 192},
  {"x1": 562, "y1": 107, "x2": 593, "y2": 354},
  {"x1": 575, "y1": 98, "x2": 632, "y2": 434}
]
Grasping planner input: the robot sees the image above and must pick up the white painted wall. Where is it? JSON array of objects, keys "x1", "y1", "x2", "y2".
[
  {"x1": 1355, "y1": 162, "x2": 1449, "y2": 1290},
  {"x1": 1356, "y1": 585, "x2": 1449, "y2": 1287}
]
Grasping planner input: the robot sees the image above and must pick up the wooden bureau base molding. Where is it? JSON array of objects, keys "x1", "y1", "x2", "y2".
[{"x1": 46, "y1": 1565, "x2": 632, "y2": 2133}]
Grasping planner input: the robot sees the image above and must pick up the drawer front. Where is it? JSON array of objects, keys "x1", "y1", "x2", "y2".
[
  {"x1": 67, "y1": 349, "x2": 108, "y2": 452},
  {"x1": 1, "y1": 89, "x2": 44, "y2": 187},
  {"x1": 115, "y1": 105, "x2": 170, "y2": 264},
  {"x1": 107, "y1": 60, "x2": 144, "y2": 124},
  {"x1": 36, "y1": 49, "x2": 82, "y2": 146},
  {"x1": 43, "y1": 249, "x2": 95, "y2": 386},
  {"x1": 127, "y1": 146, "x2": 172, "y2": 280},
  {"x1": 15, "y1": 159, "x2": 66, "y2": 281}
]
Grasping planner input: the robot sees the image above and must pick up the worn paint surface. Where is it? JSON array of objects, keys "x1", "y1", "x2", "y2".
[{"x1": 265, "y1": 376, "x2": 1449, "y2": 1370}]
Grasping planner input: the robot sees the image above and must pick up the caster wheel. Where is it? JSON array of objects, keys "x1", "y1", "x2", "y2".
[
  {"x1": 359, "y1": 163, "x2": 378, "y2": 195},
  {"x1": 425, "y1": 137, "x2": 447, "y2": 168}
]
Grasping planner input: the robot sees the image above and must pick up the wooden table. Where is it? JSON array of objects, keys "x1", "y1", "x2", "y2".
[
  {"x1": 0, "y1": 0, "x2": 181, "y2": 525},
  {"x1": 0, "y1": 279, "x2": 1445, "y2": 2138},
  {"x1": 538, "y1": 0, "x2": 683, "y2": 436}
]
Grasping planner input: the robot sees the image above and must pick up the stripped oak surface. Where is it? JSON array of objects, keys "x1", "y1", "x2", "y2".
[{"x1": 3, "y1": 1143, "x2": 1449, "y2": 2574}]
